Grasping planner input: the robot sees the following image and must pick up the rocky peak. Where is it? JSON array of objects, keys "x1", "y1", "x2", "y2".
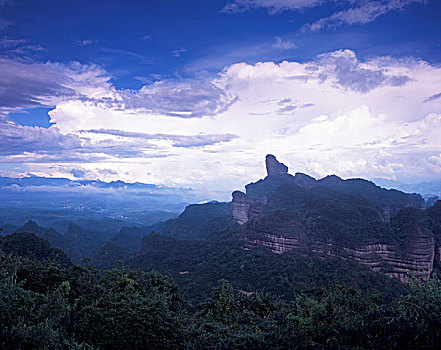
[{"x1": 265, "y1": 154, "x2": 288, "y2": 177}]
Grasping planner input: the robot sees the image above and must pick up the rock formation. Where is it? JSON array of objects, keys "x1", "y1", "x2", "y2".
[
  {"x1": 265, "y1": 154, "x2": 288, "y2": 176},
  {"x1": 232, "y1": 155, "x2": 437, "y2": 282},
  {"x1": 232, "y1": 191, "x2": 254, "y2": 225}
]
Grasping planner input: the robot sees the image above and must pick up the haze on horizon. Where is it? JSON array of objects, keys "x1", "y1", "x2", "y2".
[{"x1": 1, "y1": 0, "x2": 441, "y2": 200}]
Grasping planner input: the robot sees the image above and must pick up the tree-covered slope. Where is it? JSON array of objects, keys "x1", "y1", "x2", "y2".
[
  {"x1": 0, "y1": 232, "x2": 71, "y2": 266},
  {"x1": 2, "y1": 239, "x2": 441, "y2": 349}
]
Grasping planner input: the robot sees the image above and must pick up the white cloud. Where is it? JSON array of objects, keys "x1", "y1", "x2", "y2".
[
  {"x1": 305, "y1": 0, "x2": 426, "y2": 31},
  {"x1": 0, "y1": 0, "x2": 11, "y2": 29},
  {"x1": 172, "y1": 48, "x2": 187, "y2": 57},
  {"x1": 76, "y1": 39, "x2": 98, "y2": 46},
  {"x1": 223, "y1": 0, "x2": 323, "y2": 14},
  {"x1": 0, "y1": 58, "x2": 112, "y2": 112},
  {"x1": 273, "y1": 36, "x2": 298, "y2": 50},
  {"x1": 1, "y1": 49, "x2": 441, "y2": 197},
  {"x1": 223, "y1": 0, "x2": 426, "y2": 31}
]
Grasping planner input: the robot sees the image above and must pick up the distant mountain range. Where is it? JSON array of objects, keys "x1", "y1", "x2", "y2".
[
  {"x1": 2, "y1": 156, "x2": 441, "y2": 302},
  {"x1": 0, "y1": 175, "x2": 201, "y2": 212},
  {"x1": 372, "y1": 178, "x2": 441, "y2": 199}
]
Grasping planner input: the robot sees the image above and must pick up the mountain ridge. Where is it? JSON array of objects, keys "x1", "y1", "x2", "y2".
[{"x1": 232, "y1": 155, "x2": 439, "y2": 282}]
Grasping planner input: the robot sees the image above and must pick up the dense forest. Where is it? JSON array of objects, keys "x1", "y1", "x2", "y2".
[
  {"x1": 1, "y1": 232, "x2": 441, "y2": 349},
  {"x1": 2, "y1": 157, "x2": 441, "y2": 349}
]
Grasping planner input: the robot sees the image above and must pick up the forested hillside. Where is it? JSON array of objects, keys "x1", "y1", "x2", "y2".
[{"x1": 2, "y1": 239, "x2": 441, "y2": 349}]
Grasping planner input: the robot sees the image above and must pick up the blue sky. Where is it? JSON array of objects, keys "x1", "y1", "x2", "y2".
[{"x1": 1, "y1": 0, "x2": 441, "y2": 199}]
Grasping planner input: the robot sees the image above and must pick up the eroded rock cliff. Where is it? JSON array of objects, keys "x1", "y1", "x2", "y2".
[{"x1": 232, "y1": 155, "x2": 438, "y2": 281}]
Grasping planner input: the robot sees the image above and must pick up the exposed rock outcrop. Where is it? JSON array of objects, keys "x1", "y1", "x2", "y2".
[
  {"x1": 233, "y1": 155, "x2": 425, "y2": 225},
  {"x1": 265, "y1": 154, "x2": 288, "y2": 176},
  {"x1": 232, "y1": 191, "x2": 254, "y2": 225},
  {"x1": 232, "y1": 155, "x2": 438, "y2": 282},
  {"x1": 240, "y1": 230, "x2": 435, "y2": 282}
]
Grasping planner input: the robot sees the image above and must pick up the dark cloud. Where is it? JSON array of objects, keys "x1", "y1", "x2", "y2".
[
  {"x1": 0, "y1": 58, "x2": 110, "y2": 112},
  {"x1": 279, "y1": 98, "x2": 292, "y2": 104},
  {"x1": 71, "y1": 168, "x2": 86, "y2": 178},
  {"x1": 0, "y1": 117, "x2": 83, "y2": 156},
  {"x1": 278, "y1": 104, "x2": 297, "y2": 113},
  {"x1": 423, "y1": 92, "x2": 441, "y2": 103},
  {"x1": 0, "y1": 58, "x2": 74, "y2": 110}
]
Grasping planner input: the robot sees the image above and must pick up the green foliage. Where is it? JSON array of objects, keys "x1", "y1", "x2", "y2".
[
  {"x1": 151, "y1": 201, "x2": 234, "y2": 240},
  {"x1": 0, "y1": 231, "x2": 71, "y2": 266},
  {"x1": 129, "y1": 233, "x2": 405, "y2": 303},
  {"x1": 0, "y1": 247, "x2": 185, "y2": 349},
  {"x1": 2, "y1": 245, "x2": 441, "y2": 349}
]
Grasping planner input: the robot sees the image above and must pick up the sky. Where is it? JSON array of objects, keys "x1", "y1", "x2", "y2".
[{"x1": 1, "y1": 0, "x2": 441, "y2": 200}]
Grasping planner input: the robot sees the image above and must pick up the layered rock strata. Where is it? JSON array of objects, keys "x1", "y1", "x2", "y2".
[{"x1": 232, "y1": 155, "x2": 438, "y2": 282}]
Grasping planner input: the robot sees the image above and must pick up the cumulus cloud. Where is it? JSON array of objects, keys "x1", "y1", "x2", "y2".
[
  {"x1": 312, "y1": 50, "x2": 411, "y2": 93},
  {"x1": 2, "y1": 49, "x2": 441, "y2": 194},
  {"x1": 0, "y1": 58, "x2": 112, "y2": 112},
  {"x1": 117, "y1": 79, "x2": 236, "y2": 117},
  {"x1": 0, "y1": 116, "x2": 83, "y2": 156},
  {"x1": 0, "y1": 58, "x2": 236, "y2": 117},
  {"x1": 214, "y1": 51, "x2": 441, "y2": 184}
]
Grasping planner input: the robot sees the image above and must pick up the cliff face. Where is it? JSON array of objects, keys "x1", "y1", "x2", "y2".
[
  {"x1": 232, "y1": 155, "x2": 438, "y2": 282},
  {"x1": 239, "y1": 225, "x2": 436, "y2": 282},
  {"x1": 266, "y1": 154, "x2": 288, "y2": 176}
]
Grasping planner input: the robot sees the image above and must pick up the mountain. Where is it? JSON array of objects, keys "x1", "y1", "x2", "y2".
[
  {"x1": 0, "y1": 231, "x2": 71, "y2": 266},
  {"x1": 236, "y1": 154, "x2": 425, "y2": 224},
  {"x1": 149, "y1": 201, "x2": 234, "y2": 240},
  {"x1": 95, "y1": 154, "x2": 439, "y2": 303},
  {"x1": 95, "y1": 201, "x2": 234, "y2": 268},
  {"x1": 233, "y1": 155, "x2": 439, "y2": 282},
  {"x1": 0, "y1": 175, "x2": 199, "y2": 212},
  {"x1": 129, "y1": 232, "x2": 405, "y2": 302},
  {"x1": 93, "y1": 225, "x2": 149, "y2": 267},
  {"x1": 16, "y1": 220, "x2": 115, "y2": 262},
  {"x1": 119, "y1": 155, "x2": 438, "y2": 300},
  {"x1": 5, "y1": 155, "x2": 439, "y2": 302},
  {"x1": 372, "y1": 178, "x2": 441, "y2": 200}
]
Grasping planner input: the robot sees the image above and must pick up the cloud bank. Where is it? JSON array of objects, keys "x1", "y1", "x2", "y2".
[{"x1": 1, "y1": 49, "x2": 441, "y2": 197}]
